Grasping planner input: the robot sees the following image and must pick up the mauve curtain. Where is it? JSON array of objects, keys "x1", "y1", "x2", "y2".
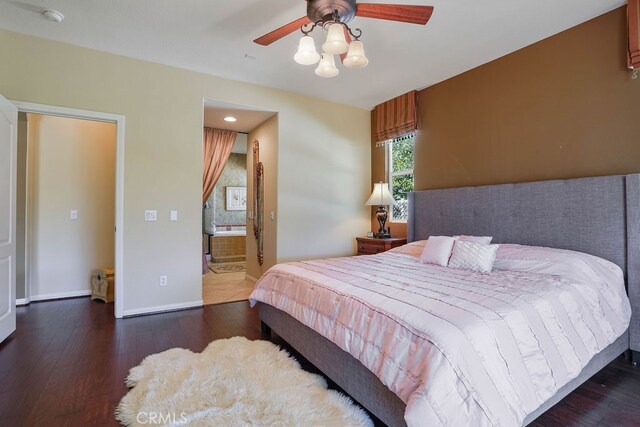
[
  {"x1": 202, "y1": 127, "x2": 238, "y2": 274},
  {"x1": 374, "y1": 90, "x2": 419, "y2": 143},
  {"x1": 630, "y1": 0, "x2": 640, "y2": 69}
]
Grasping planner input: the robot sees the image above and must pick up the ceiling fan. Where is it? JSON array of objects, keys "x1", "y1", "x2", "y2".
[{"x1": 254, "y1": 0, "x2": 434, "y2": 77}]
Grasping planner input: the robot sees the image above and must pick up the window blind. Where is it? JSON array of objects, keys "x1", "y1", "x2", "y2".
[{"x1": 374, "y1": 90, "x2": 419, "y2": 143}]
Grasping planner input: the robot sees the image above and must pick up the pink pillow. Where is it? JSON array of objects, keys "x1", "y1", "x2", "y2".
[
  {"x1": 419, "y1": 236, "x2": 456, "y2": 266},
  {"x1": 387, "y1": 240, "x2": 426, "y2": 257}
]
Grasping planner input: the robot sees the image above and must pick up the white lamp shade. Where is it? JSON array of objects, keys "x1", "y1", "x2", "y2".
[
  {"x1": 314, "y1": 53, "x2": 339, "y2": 77},
  {"x1": 322, "y1": 23, "x2": 349, "y2": 54},
  {"x1": 343, "y1": 40, "x2": 369, "y2": 68},
  {"x1": 365, "y1": 182, "x2": 395, "y2": 205},
  {"x1": 294, "y1": 36, "x2": 320, "y2": 65}
]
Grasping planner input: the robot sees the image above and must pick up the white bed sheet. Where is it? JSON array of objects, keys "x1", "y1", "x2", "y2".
[{"x1": 250, "y1": 244, "x2": 631, "y2": 426}]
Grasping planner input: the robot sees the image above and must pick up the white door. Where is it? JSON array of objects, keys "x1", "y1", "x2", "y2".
[{"x1": 0, "y1": 94, "x2": 17, "y2": 343}]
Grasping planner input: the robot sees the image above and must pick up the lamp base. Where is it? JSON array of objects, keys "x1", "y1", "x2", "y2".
[
  {"x1": 374, "y1": 205, "x2": 391, "y2": 238},
  {"x1": 373, "y1": 232, "x2": 391, "y2": 239}
]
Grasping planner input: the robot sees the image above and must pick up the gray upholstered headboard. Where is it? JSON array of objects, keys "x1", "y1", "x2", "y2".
[{"x1": 407, "y1": 174, "x2": 640, "y2": 352}]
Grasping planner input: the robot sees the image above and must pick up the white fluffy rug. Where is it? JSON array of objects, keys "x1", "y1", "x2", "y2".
[{"x1": 116, "y1": 336, "x2": 372, "y2": 426}]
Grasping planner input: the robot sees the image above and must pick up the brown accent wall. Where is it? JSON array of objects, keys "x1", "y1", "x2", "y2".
[{"x1": 371, "y1": 7, "x2": 640, "y2": 236}]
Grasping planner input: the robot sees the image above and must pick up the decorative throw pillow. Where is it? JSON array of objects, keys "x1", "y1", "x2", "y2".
[
  {"x1": 448, "y1": 241, "x2": 499, "y2": 273},
  {"x1": 454, "y1": 235, "x2": 493, "y2": 245},
  {"x1": 419, "y1": 236, "x2": 456, "y2": 267}
]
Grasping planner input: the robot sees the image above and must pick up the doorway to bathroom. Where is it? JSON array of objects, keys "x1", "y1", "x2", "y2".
[{"x1": 201, "y1": 100, "x2": 274, "y2": 305}]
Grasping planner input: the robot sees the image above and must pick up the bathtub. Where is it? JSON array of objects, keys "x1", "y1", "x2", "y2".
[
  {"x1": 210, "y1": 226, "x2": 246, "y2": 262},
  {"x1": 213, "y1": 230, "x2": 246, "y2": 237}
]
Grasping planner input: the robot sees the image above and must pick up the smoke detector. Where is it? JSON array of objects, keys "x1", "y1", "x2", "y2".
[{"x1": 42, "y1": 9, "x2": 64, "y2": 23}]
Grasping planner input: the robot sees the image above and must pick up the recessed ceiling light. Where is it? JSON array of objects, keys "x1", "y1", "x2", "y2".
[
  {"x1": 42, "y1": 9, "x2": 64, "y2": 23},
  {"x1": 224, "y1": 116, "x2": 237, "y2": 122}
]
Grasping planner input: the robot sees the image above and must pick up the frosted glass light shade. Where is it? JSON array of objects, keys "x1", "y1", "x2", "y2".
[
  {"x1": 322, "y1": 23, "x2": 349, "y2": 54},
  {"x1": 343, "y1": 40, "x2": 369, "y2": 68},
  {"x1": 294, "y1": 36, "x2": 320, "y2": 65},
  {"x1": 315, "y1": 53, "x2": 339, "y2": 77},
  {"x1": 365, "y1": 182, "x2": 395, "y2": 205}
]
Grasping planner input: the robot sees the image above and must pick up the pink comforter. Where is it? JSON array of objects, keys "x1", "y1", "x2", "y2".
[{"x1": 249, "y1": 244, "x2": 631, "y2": 426}]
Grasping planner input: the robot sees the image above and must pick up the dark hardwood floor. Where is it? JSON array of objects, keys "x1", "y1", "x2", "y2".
[{"x1": 1, "y1": 298, "x2": 639, "y2": 427}]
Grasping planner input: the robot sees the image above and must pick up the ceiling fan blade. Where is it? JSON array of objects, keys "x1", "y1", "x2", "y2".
[
  {"x1": 253, "y1": 16, "x2": 312, "y2": 46},
  {"x1": 356, "y1": 4, "x2": 433, "y2": 25},
  {"x1": 340, "y1": 26, "x2": 352, "y2": 63}
]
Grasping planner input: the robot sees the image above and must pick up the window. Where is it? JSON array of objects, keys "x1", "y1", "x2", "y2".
[{"x1": 386, "y1": 133, "x2": 415, "y2": 222}]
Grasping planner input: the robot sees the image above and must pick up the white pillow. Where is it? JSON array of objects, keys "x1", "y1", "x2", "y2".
[
  {"x1": 448, "y1": 241, "x2": 499, "y2": 273},
  {"x1": 494, "y1": 243, "x2": 623, "y2": 287},
  {"x1": 494, "y1": 243, "x2": 627, "y2": 306},
  {"x1": 454, "y1": 235, "x2": 493, "y2": 245},
  {"x1": 419, "y1": 236, "x2": 456, "y2": 267}
]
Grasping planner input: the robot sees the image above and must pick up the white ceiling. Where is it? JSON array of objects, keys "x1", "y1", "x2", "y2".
[
  {"x1": 204, "y1": 100, "x2": 275, "y2": 154},
  {"x1": 0, "y1": 0, "x2": 624, "y2": 109},
  {"x1": 203, "y1": 100, "x2": 275, "y2": 134}
]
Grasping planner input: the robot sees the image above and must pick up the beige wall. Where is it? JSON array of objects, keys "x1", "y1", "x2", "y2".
[
  {"x1": 277, "y1": 102, "x2": 371, "y2": 262},
  {"x1": 371, "y1": 7, "x2": 640, "y2": 236},
  {"x1": 27, "y1": 114, "x2": 116, "y2": 299},
  {"x1": 247, "y1": 115, "x2": 278, "y2": 279},
  {"x1": 0, "y1": 29, "x2": 370, "y2": 314}
]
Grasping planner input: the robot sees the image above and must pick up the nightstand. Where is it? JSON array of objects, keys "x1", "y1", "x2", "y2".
[{"x1": 356, "y1": 237, "x2": 407, "y2": 255}]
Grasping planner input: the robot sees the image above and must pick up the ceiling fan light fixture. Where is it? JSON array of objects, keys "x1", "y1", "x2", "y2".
[
  {"x1": 315, "y1": 53, "x2": 339, "y2": 78},
  {"x1": 322, "y1": 23, "x2": 349, "y2": 55},
  {"x1": 294, "y1": 36, "x2": 320, "y2": 65},
  {"x1": 343, "y1": 40, "x2": 369, "y2": 68},
  {"x1": 255, "y1": 1, "x2": 435, "y2": 79}
]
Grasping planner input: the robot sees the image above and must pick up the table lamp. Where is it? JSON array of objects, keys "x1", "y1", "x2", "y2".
[{"x1": 365, "y1": 182, "x2": 395, "y2": 238}]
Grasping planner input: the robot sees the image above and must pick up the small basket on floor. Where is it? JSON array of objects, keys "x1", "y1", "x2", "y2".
[{"x1": 91, "y1": 268, "x2": 114, "y2": 303}]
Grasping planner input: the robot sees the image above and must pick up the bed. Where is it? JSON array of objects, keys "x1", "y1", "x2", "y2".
[{"x1": 250, "y1": 174, "x2": 640, "y2": 426}]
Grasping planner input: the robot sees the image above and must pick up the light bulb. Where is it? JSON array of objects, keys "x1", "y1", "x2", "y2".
[
  {"x1": 322, "y1": 23, "x2": 349, "y2": 55},
  {"x1": 343, "y1": 40, "x2": 369, "y2": 69},
  {"x1": 294, "y1": 36, "x2": 320, "y2": 65},
  {"x1": 315, "y1": 53, "x2": 339, "y2": 78}
]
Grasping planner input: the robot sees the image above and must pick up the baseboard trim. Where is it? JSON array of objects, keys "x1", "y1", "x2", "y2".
[
  {"x1": 30, "y1": 290, "x2": 91, "y2": 302},
  {"x1": 122, "y1": 300, "x2": 204, "y2": 318},
  {"x1": 245, "y1": 274, "x2": 258, "y2": 283},
  {"x1": 16, "y1": 297, "x2": 30, "y2": 306}
]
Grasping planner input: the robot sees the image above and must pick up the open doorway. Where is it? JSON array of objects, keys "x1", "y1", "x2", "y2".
[
  {"x1": 201, "y1": 100, "x2": 274, "y2": 305},
  {"x1": 13, "y1": 102, "x2": 125, "y2": 318}
]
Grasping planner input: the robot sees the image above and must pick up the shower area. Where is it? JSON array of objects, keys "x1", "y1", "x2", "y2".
[{"x1": 203, "y1": 142, "x2": 247, "y2": 265}]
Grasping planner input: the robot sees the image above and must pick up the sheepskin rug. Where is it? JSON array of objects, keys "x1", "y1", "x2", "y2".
[{"x1": 116, "y1": 336, "x2": 372, "y2": 426}]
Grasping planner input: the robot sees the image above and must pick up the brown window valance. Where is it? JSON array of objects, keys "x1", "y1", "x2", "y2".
[
  {"x1": 630, "y1": 0, "x2": 640, "y2": 69},
  {"x1": 374, "y1": 90, "x2": 419, "y2": 143}
]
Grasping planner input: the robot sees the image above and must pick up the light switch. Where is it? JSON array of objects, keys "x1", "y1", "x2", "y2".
[
  {"x1": 70, "y1": 210, "x2": 78, "y2": 220},
  {"x1": 145, "y1": 210, "x2": 157, "y2": 221},
  {"x1": 170, "y1": 210, "x2": 178, "y2": 221}
]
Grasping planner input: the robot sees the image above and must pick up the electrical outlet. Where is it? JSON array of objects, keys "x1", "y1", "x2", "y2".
[
  {"x1": 159, "y1": 275, "x2": 168, "y2": 287},
  {"x1": 145, "y1": 210, "x2": 157, "y2": 221},
  {"x1": 70, "y1": 210, "x2": 78, "y2": 220},
  {"x1": 170, "y1": 210, "x2": 178, "y2": 221}
]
